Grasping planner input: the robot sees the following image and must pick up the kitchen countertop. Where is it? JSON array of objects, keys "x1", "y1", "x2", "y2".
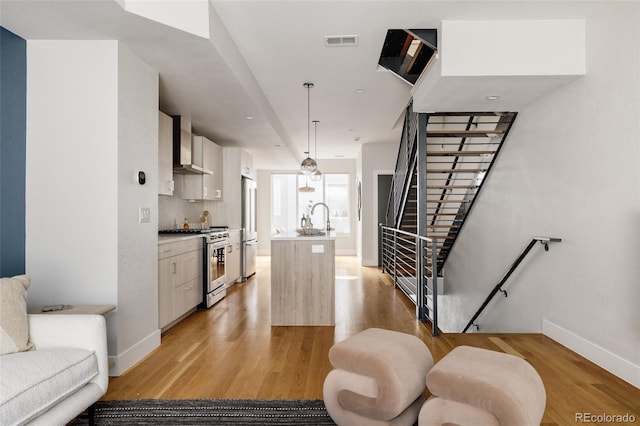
[
  {"x1": 158, "y1": 234, "x2": 205, "y2": 244},
  {"x1": 270, "y1": 230, "x2": 336, "y2": 241}
]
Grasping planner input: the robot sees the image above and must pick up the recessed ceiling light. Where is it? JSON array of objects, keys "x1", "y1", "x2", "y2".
[
  {"x1": 355, "y1": 89, "x2": 365, "y2": 94},
  {"x1": 245, "y1": 115, "x2": 254, "y2": 120},
  {"x1": 274, "y1": 144, "x2": 282, "y2": 148},
  {"x1": 354, "y1": 136, "x2": 361, "y2": 142},
  {"x1": 486, "y1": 95, "x2": 501, "y2": 101}
]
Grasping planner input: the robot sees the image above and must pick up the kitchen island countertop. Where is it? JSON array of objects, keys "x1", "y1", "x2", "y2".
[{"x1": 270, "y1": 230, "x2": 336, "y2": 241}]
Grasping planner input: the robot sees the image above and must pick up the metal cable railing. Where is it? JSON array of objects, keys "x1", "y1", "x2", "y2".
[{"x1": 380, "y1": 225, "x2": 439, "y2": 336}]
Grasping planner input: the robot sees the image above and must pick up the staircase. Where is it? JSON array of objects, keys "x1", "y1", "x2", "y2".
[{"x1": 385, "y1": 104, "x2": 517, "y2": 318}]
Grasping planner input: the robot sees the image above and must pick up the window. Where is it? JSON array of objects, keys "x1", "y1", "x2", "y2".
[{"x1": 271, "y1": 173, "x2": 351, "y2": 235}]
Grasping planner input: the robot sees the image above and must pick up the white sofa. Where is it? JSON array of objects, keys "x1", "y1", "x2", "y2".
[{"x1": 0, "y1": 314, "x2": 109, "y2": 426}]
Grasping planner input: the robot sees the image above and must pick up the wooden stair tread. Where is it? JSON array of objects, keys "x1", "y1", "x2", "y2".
[
  {"x1": 428, "y1": 168, "x2": 487, "y2": 173},
  {"x1": 427, "y1": 184, "x2": 479, "y2": 189},
  {"x1": 427, "y1": 129, "x2": 503, "y2": 137},
  {"x1": 427, "y1": 199, "x2": 469, "y2": 203},
  {"x1": 426, "y1": 150, "x2": 496, "y2": 156}
]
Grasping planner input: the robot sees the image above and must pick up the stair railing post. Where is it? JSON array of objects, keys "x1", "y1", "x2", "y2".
[
  {"x1": 431, "y1": 238, "x2": 439, "y2": 336},
  {"x1": 392, "y1": 229, "x2": 398, "y2": 289},
  {"x1": 415, "y1": 111, "x2": 427, "y2": 323},
  {"x1": 416, "y1": 235, "x2": 424, "y2": 321}
]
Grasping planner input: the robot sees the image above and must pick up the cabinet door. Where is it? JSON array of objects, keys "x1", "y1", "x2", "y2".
[
  {"x1": 202, "y1": 139, "x2": 215, "y2": 201},
  {"x1": 159, "y1": 242, "x2": 203, "y2": 329},
  {"x1": 173, "y1": 278, "x2": 202, "y2": 319},
  {"x1": 158, "y1": 111, "x2": 174, "y2": 195},
  {"x1": 158, "y1": 256, "x2": 179, "y2": 328},
  {"x1": 226, "y1": 230, "x2": 241, "y2": 284},
  {"x1": 209, "y1": 142, "x2": 223, "y2": 200},
  {"x1": 240, "y1": 149, "x2": 254, "y2": 179},
  {"x1": 179, "y1": 249, "x2": 202, "y2": 285}
]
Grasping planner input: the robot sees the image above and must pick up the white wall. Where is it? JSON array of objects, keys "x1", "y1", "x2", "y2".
[
  {"x1": 359, "y1": 143, "x2": 400, "y2": 266},
  {"x1": 441, "y1": 20, "x2": 585, "y2": 76},
  {"x1": 26, "y1": 40, "x2": 161, "y2": 376},
  {"x1": 115, "y1": 43, "x2": 161, "y2": 372},
  {"x1": 440, "y1": 4, "x2": 640, "y2": 387},
  {"x1": 256, "y1": 159, "x2": 357, "y2": 255},
  {"x1": 26, "y1": 40, "x2": 119, "y2": 308}
]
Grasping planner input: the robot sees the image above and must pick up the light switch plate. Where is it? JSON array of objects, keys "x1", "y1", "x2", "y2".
[
  {"x1": 139, "y1": 207, "x2": 151, "y2": 223},
  {"x1": 312, "y1": 244, "x2": 324, "y2": 253}
]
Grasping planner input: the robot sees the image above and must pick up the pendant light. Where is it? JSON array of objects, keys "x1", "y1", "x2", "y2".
[
  {"x1": 310, "y1": 120, "x2": 322, "y2": 182},
  {"x1": 300, "y1": 82, "x2": 318, "y2": 175},
  {"x1": 298, "y1": 175, "x2": 315, "y2": 193}
]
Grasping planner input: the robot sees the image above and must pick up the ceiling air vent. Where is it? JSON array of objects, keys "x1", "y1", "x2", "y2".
[{"x1": 324, "y1": 35, "x2": 359, "y2": 47}]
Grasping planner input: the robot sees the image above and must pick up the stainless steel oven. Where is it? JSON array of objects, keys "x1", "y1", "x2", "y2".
[{"x1": 204, "y1": 230, "x2": 228, "y2": 308}]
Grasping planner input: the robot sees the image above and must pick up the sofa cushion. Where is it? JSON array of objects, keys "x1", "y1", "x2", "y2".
[
  {"x1": 0, "y1": 275, "x2": 34, "y2": 355},
  {"x1": 0, "y1": 348, "x2": 98, "y2": 425}
]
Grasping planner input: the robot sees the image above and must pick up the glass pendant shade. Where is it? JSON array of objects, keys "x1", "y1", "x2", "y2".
[
  {"x1": 309, "y1": 169, "x2": 322, "y2": 181},
  {"x1": 301, "y1": 157, "x2": 318, "y2": 174}
]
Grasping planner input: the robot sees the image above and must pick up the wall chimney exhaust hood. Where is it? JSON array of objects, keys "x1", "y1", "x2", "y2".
[{"x1": 172, "y1": 116, "x2": 213, "y2": 175}]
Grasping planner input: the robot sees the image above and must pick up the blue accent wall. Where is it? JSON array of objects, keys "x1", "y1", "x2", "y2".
[{"x1": 0, "y1": 27, "x2": 27, "y2": 277}]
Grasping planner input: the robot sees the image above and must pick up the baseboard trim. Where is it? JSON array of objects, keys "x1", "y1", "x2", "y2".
[
  {"x1": 108, "y1": 329, "x2": 161, "y2": 376},
  {"x1": 542, "y1": 319, "x2": 639, "y2": 388},
  {"x1": 361, "y1": 259, "x2": 378, "y2": 267}
]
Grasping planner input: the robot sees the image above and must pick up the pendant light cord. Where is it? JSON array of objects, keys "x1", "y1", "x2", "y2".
[
  {"x1": 313, "y1": 120, "x2": 319, "y2": 157},
  {"x1": 307, "y1": 84, "x2": 311, "y2": 155}
]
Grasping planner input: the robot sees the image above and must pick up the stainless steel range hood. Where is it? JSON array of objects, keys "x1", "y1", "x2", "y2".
[{"x1": 172, "y1": 116, "x2": 213, "y2": 175}]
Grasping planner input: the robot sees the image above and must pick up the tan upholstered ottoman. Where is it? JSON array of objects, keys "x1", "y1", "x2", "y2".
[
  {"x1": 419, "y1": 345, "x2": 546, "y2": 426},
  {"x1": 323, "y1": 328, "x2": 434, "y2": 426}
]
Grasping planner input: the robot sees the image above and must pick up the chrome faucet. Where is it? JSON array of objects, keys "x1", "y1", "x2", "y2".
[{"x1": 311, "y1": 202, "x2": 332, "y2": 231}]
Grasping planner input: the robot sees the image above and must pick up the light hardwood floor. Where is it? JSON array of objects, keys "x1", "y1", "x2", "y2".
[{"x1": 105, "y1": 256, "x2": 640, "y2": 425}]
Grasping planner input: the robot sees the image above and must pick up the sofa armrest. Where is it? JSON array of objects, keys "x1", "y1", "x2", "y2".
[{"x1": 28, "y1": 314, "x2": 109, "y2": 393}]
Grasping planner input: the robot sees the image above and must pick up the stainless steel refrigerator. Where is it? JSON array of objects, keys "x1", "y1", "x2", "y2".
[{"x1": 241, "y1": 177, "x2": 257, "y2": 280}]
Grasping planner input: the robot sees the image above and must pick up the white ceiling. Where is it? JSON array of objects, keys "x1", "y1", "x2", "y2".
[{"x1": 0, "y1": 1, "x2": 606, "y2": 170}]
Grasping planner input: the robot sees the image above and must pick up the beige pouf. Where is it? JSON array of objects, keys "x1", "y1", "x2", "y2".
[
  {"x1": 419, "y1": 345, "x2": 546, "y2": 426},
  {"x1": 323, "y1": 328, "x2": 434, "y2": 426}
]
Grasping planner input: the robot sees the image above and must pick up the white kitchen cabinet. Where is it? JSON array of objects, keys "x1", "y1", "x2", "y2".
[
  {"x1": 222, "y1": 148, "x2": 254, "y2": 229},
  {"x1": 158, "y1": 111, "x2": 174, "y2": 195},
  {"x1": 226, "y1": 229, "x2": 242, "y2": 285},
  {"x1": 240, "y1": 149, "x2": 254, "y2": 179},
  {"x1": 209, "y1": 141, "x2": 223, "y2": 200},
  {"x1": 158, "y1": 238, "x2": 203, "y2": 330},
  {"x1": 182, "y1": 135, "x2": 223, "y2": 201}
]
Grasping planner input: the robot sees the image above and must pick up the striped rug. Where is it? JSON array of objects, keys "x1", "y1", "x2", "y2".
[{"x1": 71, "y1": 399, "x2": 336, "y2": 425}]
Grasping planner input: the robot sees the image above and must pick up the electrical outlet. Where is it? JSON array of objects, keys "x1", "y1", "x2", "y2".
[
  {"x1": 312, "y1": 244, "x2": 325, "y2": 253},
  {"x1": 139, "y1": 207, "x2": 151, "y2": 223}
]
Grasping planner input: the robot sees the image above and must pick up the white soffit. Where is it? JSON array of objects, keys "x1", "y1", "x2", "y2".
[
  {"x1": 412, "y1": 19, "x2": 586, "y2": 112},
  {"x1": 122, "y1": 0, "x2": 210, "y2": 39}
]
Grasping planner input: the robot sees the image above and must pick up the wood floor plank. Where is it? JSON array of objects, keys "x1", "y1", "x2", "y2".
[{"x1": 104, "y1": 256, "x2": 640, "y2": 424}]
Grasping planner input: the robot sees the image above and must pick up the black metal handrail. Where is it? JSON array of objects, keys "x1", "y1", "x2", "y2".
[
  {"x1": 391, "y1": 101, "x2": 419, "y2": 228},
  {"x1": 462, "y1": 236, "x2": 562, "y2": 333}
]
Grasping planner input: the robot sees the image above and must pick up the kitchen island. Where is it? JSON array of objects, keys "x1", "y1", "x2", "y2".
[{"x1": 270, "y1": 231, "x2": 335, "y2": 326}]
